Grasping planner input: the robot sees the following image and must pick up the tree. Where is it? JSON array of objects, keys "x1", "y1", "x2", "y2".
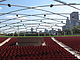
[
  {"x1": 72, "y1": 26, "x2": 80, "y2": 34},
  {"x1": 63, "y1": 29, "x2": 71, "y2": 35}
]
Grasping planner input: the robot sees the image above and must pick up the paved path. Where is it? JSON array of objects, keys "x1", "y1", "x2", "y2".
[{"x1": 0, "y1": 38, "x2": 11, "y2": 46}]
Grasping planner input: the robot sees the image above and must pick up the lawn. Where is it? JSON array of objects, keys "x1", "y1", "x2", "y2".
[{"x1": 0, "y1": 35, "x2": 80, "y2": 37}]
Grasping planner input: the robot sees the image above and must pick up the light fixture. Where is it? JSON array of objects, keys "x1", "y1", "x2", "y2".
[
  {"x1": 21, "y1": 20, "x2": 22, "y2": 22},
  {"x1": 8, "y1": 4, "x2": 11, "y2": 7},
  {"x1": 61, "y1": 21, "x2": 63, "y2": 23},
  {"x1": 39, "y1": 24, "x2": 40, "y2": 25},
  {"x1": 44, "y1": 14, "x2": 46, "y2": 17},
  {"x1": 16, "y1": 14, "x2": 18, "y2": 17},
  {"x1": 50, "y1": 4, "x2": 53, "y2": 7},
  {"x1": 40, "y1": 20, "x2": 42, "y2": 22},
  {"x1": 5, "y1": 24, "x2": 7, "y2": 26}
]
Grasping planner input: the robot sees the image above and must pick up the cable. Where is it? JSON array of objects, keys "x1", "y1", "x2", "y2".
[
  {"x1": 53, "y1": 0, "x2": 80, "y2": 11},
  {"x1": 0, "y1": 3, "x2": 69, "y2": 18},
  {"x1": 0, "y1": 12, "x2": 66, "y2": 24},
  {"x1": 32, "y1": 8, "x2": 68, "y2": 18},
  {"x1": 1, "y1": 2, "x2": 78, "y2": 33},
  {"x1": 0, "y1": 12, "x2": 65, "y2": 32},
  {"x1": 0, "y1": 3, "x2": 80, "y2": 8},
  {"x1": 0, "y1": 0, "x2": 6, "y2": 2},
  {"x1": 0, "y1": 8, "x2": 27, "y2": 16}
]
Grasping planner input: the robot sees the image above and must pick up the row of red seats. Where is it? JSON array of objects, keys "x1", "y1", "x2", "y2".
[
  {"x1": 3, "y1": 37, "x2": 17, "y2": 46},
  {"x1": 0, "y1": 37, "x2": 8, "y2": 43},
  {"x1": 54, "y1": 36, "x2": 80, "y2": 53},
  {"x1": 0, "y1": 46, "x2": 77, "y2": 60},
  {"x1": 0, "y1": 37, "x2": 78, "y2": 60}
]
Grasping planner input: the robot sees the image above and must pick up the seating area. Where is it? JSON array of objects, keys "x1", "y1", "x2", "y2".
[
  {"x1": 3, "y1": 37, "x2": 17, "y2": 46},
  {"x1": 0, "y1": 37, "x2": 8, "y2": 43},
  {"x1": 54, "y1": 36, "x2": 80, "y2": 54},
  {"x1": 0, "y1": 37, "x2": 78, "y2": 60}
]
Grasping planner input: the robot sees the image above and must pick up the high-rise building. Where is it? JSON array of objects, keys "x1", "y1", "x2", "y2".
[
  {"x1": 62, "y1": 17, "x2": 71, "y2": 30},
  {"x1": 70, "y1": 12, "x2": 79, "y2": 26},
  {"x1": 62, "y1": 12, "x2": 79, "y2": 30},
  {"x1": 66, "y1": 17, "x2": 71, "y2": 29},
  {"x1": 44, "y1": 29, "x2": 48, "y2": 33},
  {"x1": 49, "y1": 28, "x2": 56, "y2": 35}
]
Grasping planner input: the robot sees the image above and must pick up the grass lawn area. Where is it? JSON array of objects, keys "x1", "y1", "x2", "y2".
[{"x1": 0, "y1": 35, "x2": 80, "y2": 37}]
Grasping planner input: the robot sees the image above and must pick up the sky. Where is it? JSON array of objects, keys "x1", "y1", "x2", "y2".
[{"x1": 0, "y1": 0, "x2": 80, "y2": 33}]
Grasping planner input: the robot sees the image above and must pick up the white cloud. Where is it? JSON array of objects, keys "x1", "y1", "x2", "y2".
[
  {"x1": 6, "y1": 15, "x2": 16, "y2": 18},
  {"x1": 0, "y1": 7, "x2": 2, "y2": 9}
]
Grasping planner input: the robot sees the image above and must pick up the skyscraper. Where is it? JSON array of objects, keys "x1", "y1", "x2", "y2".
[
  {"x1": 62, "y1": 17, "x2": 71, "y2": 30},
  {"x1": 66, "y1": 17, "x2": 71, "y2": 29},
  {"x1": 62, "y1": 12, "x2": 79, "y2": 30},
  {"x1": 70, "y1": 12, "x2": 79, "y2": 26}
]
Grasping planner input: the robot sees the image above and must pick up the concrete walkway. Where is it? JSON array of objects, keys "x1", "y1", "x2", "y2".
[
  {"x1": 0, "y1": 38, "x2": 11, "y2": 46},
  {"x1": 51, "y1": 37, "x2": 80, "y2": 59}
]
